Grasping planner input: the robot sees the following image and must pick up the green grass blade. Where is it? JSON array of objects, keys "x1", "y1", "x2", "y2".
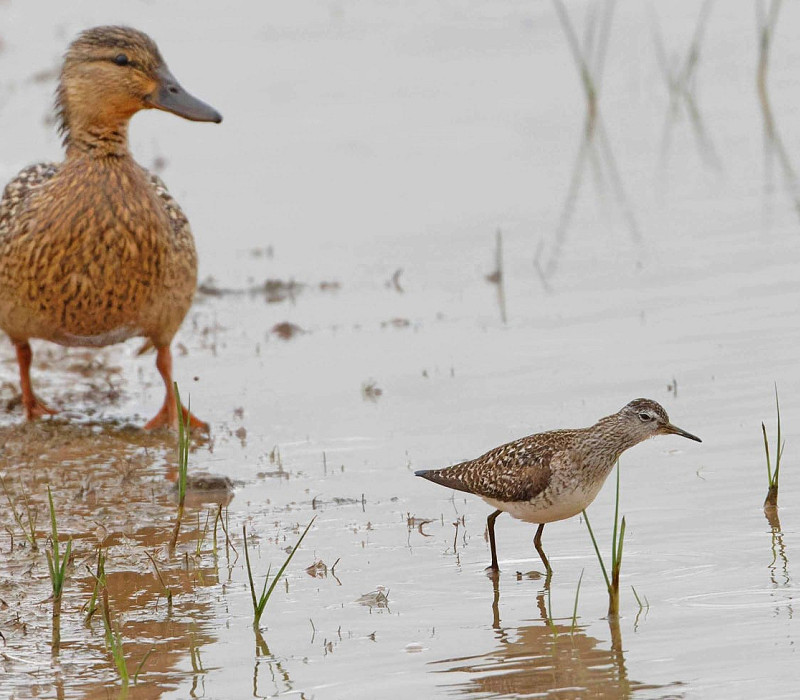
[
  {"x1": 611, "y1": 461, "x2": 620, "y2": 570},
  {"x1": 762, "y1": 422, "x2": 773, "y2": 485},
  {"x1": 174, "y1": 382, "x2": 189, "y2": 506},
  {"x1": 48, "y1": 487, "x2": 59, "y2": 562},
  {"x1": 774, "y1": 385, "x2": 782, "y2": 485},
  {"x1": 133, "y1": 648, "x2": 154, "y2": 684},
  {"x1": 614, "y1": 516, "x2": 627, "y2": 583},
  {"x1": 582, "y1": 509, "x2": 610, "y2": 591},
  {"x1": 570, "y1": 569, "x2": 584, "y2": 635},
  {"x1": 260, "y1": 517, "x2": 316, "y2": 610},
  {"x1": 242, "y1": 525, "x2": 259, "y2": 614}
]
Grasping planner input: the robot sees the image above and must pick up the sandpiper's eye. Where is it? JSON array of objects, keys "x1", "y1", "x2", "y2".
[
  {"x1": 638, "y1": 412, "x2": 652, "y2": 422},
  {"x1": 113, "y1": 53, "x2": 130, "y2": 66}
]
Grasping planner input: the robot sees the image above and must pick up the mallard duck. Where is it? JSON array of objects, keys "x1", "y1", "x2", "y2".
[{"x1": 0, "y1": 26, "x2": 221, "y2": 430}]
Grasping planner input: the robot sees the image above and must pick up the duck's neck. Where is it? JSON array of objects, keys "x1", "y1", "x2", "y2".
[{"x1": 65, "y1": 118, "x2": 132, "y2": 159}]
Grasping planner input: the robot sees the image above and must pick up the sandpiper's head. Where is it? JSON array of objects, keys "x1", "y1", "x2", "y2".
[
  {"x1": 56, "y1": 26, "x2": 222, "y2": 146},
  {"x1": 617, "y1": 398, "x2": 701, "y2": 443}
]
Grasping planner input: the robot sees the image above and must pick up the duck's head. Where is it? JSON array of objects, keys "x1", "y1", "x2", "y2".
[
  {"x1": 57, "y1": 26, "x2": 221, "y2": 148},
  {"x1": 616, "y1": 398, "x2": 702, "y2": 444}
]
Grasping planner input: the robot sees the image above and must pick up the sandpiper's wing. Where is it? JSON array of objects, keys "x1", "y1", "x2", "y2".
[{"x1": 416, "y1": 430, "x2": 575, "y2": 503}]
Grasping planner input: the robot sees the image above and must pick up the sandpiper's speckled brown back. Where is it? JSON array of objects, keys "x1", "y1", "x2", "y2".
[{"x1": 417, "y1": 429, "x2": 579, "y2": 502}]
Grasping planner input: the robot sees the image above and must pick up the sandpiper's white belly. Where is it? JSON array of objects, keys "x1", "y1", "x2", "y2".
[{"x1": 484, "y1": 480, "x2": 606, "y2": 524}]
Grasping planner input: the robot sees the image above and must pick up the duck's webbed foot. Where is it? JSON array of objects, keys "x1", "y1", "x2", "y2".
[
  {"x1": 144, "y1": 345, "x2": 209, "y2": 432},
  {"x1": 15, "y1": 341, "x2": 59, "y2": 421}
]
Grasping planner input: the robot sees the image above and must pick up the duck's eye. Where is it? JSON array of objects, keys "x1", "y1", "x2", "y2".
[
  {"x1": 638, "y1": 412, "x2": 652, "y2": 422},
  {"x1": 113, "y1": 53, "x2": 130, "y2": 66}
]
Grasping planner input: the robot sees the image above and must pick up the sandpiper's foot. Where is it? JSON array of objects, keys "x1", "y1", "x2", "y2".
[{"x1": 145, "y1": 400, "x2": 209, "y2": 432}]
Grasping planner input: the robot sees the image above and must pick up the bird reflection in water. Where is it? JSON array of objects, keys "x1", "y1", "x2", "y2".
[{"x1": 431, "y1": 576, "x2": 680, "y2": 698}]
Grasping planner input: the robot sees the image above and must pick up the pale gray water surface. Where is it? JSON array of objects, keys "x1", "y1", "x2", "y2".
[{"x1": 0, "y1": 1, "x2": 799, "y2": 698}]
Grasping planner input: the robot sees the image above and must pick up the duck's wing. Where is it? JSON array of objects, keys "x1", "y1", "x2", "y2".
[
  {"x1": 146, "y1": 171, "x2": 193, "y2": 242},
  {"x1": 0, "y1": 162, "x2": 60, "y2": 239},
  {"x1": 416, "y1": 431, "x2": 574, "y2": 503}
]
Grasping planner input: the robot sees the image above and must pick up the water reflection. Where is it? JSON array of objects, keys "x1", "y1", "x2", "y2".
[
  {"x1": 764, "y1": 506, "x2": 792, "y2": 620},
  {"x1": 485, "y1": 229, "x2": 508, "y2": 324},
  {"x1": 253, "y1": 632, "x2": 296, "y2": 698},
  {"x1": 535, "y1": 1, "x2": 639, "y2": 289},
  {"x1": 650, "y1": 1, "x2": 721, "y2": 174},
  {"x1": 756, "y1": 0, "x2": 800, "y2": 220},
  {"x1": 434, "y1": 578, "x2": 677, "y2": 698}
]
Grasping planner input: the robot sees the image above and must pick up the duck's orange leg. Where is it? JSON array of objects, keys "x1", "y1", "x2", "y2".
[
  {"x1": 144, "y1": 345, "x2": 208, "y2": 432},
  {"x1": 15, "y1": 341, "x2": 58, "y2": 420}
]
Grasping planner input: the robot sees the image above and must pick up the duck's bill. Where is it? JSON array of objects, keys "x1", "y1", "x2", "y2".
[
  {"x1": 147, "y1": 65, "x2": 222, "y2": 123},
  {"x1": 664, "y1": 423, "x2": 702, "y2": 442}
]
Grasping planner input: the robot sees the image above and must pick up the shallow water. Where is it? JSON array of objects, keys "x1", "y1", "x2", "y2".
[{"x1": 1, "y1": 1, "x2": 799, "y2": 698}]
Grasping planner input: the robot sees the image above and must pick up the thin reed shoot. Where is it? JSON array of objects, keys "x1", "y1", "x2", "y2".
[
  {"x1": 84, "y1": 548, "x2": 106, "y2": 625},
  {"x1": 46, "y1": 486, "x2": 71, "y2": 654},
  {"x1": 583, "y1": 460, "x2": 626, "y2": 616},
  {"x1": 144, "y1": 550, "x2": 173, "y2": 610},
  {"x1": 170, "y1": 381, "x2": 190, "y2": 550},
  {"x1": 570, "y1": 569, "x2": 584, "y2": 636},
  {"x1": 243, "y1": 517, "x2": 315, "y2": 629},
  {"x1": 102, "y1": 587, "x2": 129, "y2": 686},
  {"x1": 762, "y1": 384, "x2": 785, "y2": 508},
  {"x1": 1, "y1": 475, "x2": 38, "y2": 551}
]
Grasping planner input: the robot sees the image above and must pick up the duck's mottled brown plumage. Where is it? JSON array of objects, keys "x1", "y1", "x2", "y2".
[
  {"x1": 416, "y1": 398, "x2": 701, "y2": 573},
  {"x1": 0, "y1": 161, "x2": 195, "y2": 347},
  {"x1": 0, "y1": 26, "x2": 221, "y2": 428}
]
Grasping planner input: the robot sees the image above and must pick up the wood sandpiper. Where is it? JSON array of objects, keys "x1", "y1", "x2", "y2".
[{"x1": 415, "y1": 398, "x2": 701, "y2": 573}]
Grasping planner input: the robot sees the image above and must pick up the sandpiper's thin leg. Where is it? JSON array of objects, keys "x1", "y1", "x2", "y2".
[
  {"x1": 144, "y1": 345, "x2": 209, "y2": 431},
  {"x1": 486, "y1": 509, "x2": 502, "y2": 572},
  {"x1": 534, "y1": 523, "x2": 551, "y2": 574},
  {"x1": 15, "y1": 341, "x2": 57, "y2": 420}
]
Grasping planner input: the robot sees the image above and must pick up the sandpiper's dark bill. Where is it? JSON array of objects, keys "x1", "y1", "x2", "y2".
[{"x1": 664, "y1": 423, "x2": 702, "y2": 442}]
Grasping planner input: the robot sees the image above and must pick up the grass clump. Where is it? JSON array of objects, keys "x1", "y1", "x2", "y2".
[
  {"x1": 243, "y1": 517, "x2": 315, "y2": 629},
  {"x1": 583, "y1": 460, "x2": 626, "y2": 617},
  {"x1": 762, "y1": 385, "x2": 785, "y2": 509},
  {"x1": 46, "y1": 486, "x2": 72, "y2": 598}
]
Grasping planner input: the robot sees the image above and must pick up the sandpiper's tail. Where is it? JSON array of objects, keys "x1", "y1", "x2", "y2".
[{"x1": 414, "y1": 467, "x2": 475, "y2": 495}]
